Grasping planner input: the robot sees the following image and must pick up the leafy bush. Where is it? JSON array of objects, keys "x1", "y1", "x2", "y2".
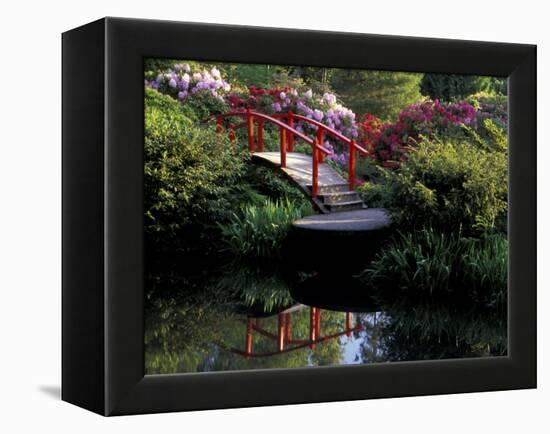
[
  {"x1": 219, "y1": 198, "x2": 312, "y2": 258},
  {"x1": 144, "y1": 87, "x2": 247, "y2": 251},
  {"x1": 362, "y1": 230, "x2": 507, "y2": 305},
  {"x1": 358, "y1": 139, "x2": 507, "y2": 234}
]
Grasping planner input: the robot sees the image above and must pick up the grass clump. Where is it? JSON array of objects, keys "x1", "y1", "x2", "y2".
[
  {"x1": 362, "y1": 229, "x2": 507, "y2": 306},
  {"x1": 219, "y1": 198, "x2": 312, "y2": 258}
]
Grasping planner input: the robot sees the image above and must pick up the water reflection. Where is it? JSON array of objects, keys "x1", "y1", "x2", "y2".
[{"x1": 145, "y1": 261, "x2": 507, "y2": 375}]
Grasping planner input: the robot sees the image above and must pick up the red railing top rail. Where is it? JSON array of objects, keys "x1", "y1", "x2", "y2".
[
  {"x1": 212, "y1": 110, "x2": 332, "y2": 155},
  {"x1": 272, "y1": 112, "x2": 370, "y2": 155}
]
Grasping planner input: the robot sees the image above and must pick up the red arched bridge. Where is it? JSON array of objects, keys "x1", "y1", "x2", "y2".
[{"x1": 211, "y1": 110, "x2": 371, "y2": 214}]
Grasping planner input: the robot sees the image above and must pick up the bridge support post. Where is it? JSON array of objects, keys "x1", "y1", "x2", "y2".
[
  {"x1": 345, "y1": 312, "x2": 353, "y2": 337},
  {"x1": 277, "y1": 313, "x2": 285, "y2": 352},
  {"x1": 317, "y1": 128, "x2": 325, "y2": 164},
  {"x1": 280, "y1": 127, "x2": 287, "y2": 168},
  {"x1": 309, "y1": 307, "x2": 317, "y2": 349},
  {"x1": 287, "y1": 112, "x2": 294, "y2": 152},
  {"x1": 349, "y1": 140, "x2": 356, "y2": 190},
  {"x1": 229, "y1": 128, "x2": 236, "y2": 149},
  {"x1": 312, "y1": 145, "x2": 319, "y2": 198},
  {"x1": 245, "y1": 318, "x2": 253, "y2": 358},
  {"x1": 257, "y1": 119, "x2": 264, "y2": 152},
  {"x1": 246, "y1": 110, "x2": 255, "y2": 153},
  {"x1": 285, "y1": 313, "x2": 292, "y2": 342}
]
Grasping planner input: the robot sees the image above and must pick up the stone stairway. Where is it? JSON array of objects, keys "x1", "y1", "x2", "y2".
[{"x1": 306, "y1": 183, "x2": 365, "y2": 213}]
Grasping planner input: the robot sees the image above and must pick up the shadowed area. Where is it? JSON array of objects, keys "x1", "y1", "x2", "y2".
[{"x1": 37, "y1": 385, "x2": 61, "y2": 400}]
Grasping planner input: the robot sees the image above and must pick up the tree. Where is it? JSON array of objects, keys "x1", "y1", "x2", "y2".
[
  {"x1": 421, "y1": 73, "x2": 507, "y2": 101},
  {"x1": 330, "y1": 70, "x2": 423, "y2": 121}
]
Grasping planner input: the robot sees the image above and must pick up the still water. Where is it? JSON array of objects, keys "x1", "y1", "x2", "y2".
[{"x1": 145, "y1": 261, "x2": 507, "y2": 375}]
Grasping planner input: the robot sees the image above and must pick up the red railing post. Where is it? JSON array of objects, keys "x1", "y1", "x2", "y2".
[
  {"x1": 245, "y1": 318, "x2": 253, "y2": 358},
  {"x1": 216, "y1": 115, "x2": 223, "y2": 134},
  {"x1": 345, "y1": 312, "x2": 353, "y2": 337},
  {"x1": 278, "y1": 313, "x2": 285, "y2": 352},
  {"x1": 316, "y1": 128, "x2": 325, "y2": 164},
  {"x1": 312, "y1": 144, "x2": 319, "y2": 198},
  {"x1": 246, "y1": 110, "x2": 255, "y2": 153},
  {"x1": 349, "y1": 140, "x2": 356, "y2": 190},
  {"x1": 229, "y1": 128, "x2": 236, "y2": 149},
  {"x1": 309, "y1": 307, "x2": 317, "y2": 349},
  {"x1": 287, "y1": 112, "x2": 294, "y2": 152},
  {"x1": 315, "y1": 308, "x2": 321, "y2": 338},
  {"x1": 285, "y1": 313, "x2": 292, "y2": 341},
  {"x1": 257, "y1": 119, "x2": 264, "y2": 152},
  {"x1": 280, "y1": 127, "x2": 287, "y2": 168}
]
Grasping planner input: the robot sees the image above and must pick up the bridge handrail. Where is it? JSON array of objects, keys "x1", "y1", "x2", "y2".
[{"x1": 206, "y1": 110, "x2": 366, "y2": 197}]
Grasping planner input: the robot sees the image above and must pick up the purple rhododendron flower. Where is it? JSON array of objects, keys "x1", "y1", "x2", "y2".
[
  {"x1": 168, "y1": 78, "x2": 177, "y2": 88},
  {"x1": 271, "y1": 102, "x2": 282, "y2": 112}
]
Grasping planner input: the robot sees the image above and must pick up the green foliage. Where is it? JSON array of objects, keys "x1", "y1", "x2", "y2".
[
  {"x1": 219, "y1": 198, "x2": 312, "y2": 258},
  {"x1": 421, "y1": 74, "x2": 507, "y2": 101},
  {"x1": 144, "y1": 87, "x2": 247, "y2": 251},
  {"x1": 358, "y1": 139, "x2": 507, "y2": 234},
  {"x1": 244, "y1": 166, "x2": 311, "y2": 205},
  {"x1": 178, "y1": 90, "x2": 228, "y2": 121},
  {"x1": 362, "y1": 230, "x2": 507, "y2": 305},
  {"x1": 331, "y1": 70, "x2": 423, "y2": 121},
  {"x1": 216, "y1": 264, "x2": 293, "y2": 313}
]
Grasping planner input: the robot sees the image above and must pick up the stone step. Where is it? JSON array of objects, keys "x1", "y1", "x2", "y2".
[
  {"x1": 306, "y1": 183, "x2": 349, "y2": 194},
  {"x1": 325, "y1": 200, "x2": 366, "y2": 213},
  {"x1": 318, "y1": 191, "x2": 361, "y2": 205}
]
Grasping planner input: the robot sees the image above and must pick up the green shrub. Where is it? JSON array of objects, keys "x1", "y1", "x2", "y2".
[
  {"x1": 362, "y1": 230, "x2": 507, "y2": 306},
  {"x1": 219, "y1": 198, "x2": 311, "y2": 258},
  {"x1": 358, "y1": 139, "x2": 507, "y2": 234},
  {"x1": 144, "y1": 87, "x2": 248, "y2": 251}
]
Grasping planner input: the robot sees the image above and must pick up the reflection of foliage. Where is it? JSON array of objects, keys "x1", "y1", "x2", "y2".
[
  {"x1": 216, "y1": 263, "x2": 293, "y2": 313},
  {"x1": 362, "y1": 230, "x2": 507, "y2": 306},
  {"x1": 145, "y1": 288, "x2": 237, "y2": 374},
  {"x1": 358, "y1": 298, "x2": 507, "y2": 363}
]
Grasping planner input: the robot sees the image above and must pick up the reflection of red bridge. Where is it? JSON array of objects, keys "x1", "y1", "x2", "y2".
[{"x1": 230, "y1": 305, "x2": 363, "y2": 358}]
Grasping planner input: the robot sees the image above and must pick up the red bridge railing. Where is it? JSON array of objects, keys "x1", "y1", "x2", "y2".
[
  {"x1": 209, "y1": 110, "x2": 369, "y2": 197},
  {"x1": 226, "y1": 307, "x2": 362, "y2": 359}
]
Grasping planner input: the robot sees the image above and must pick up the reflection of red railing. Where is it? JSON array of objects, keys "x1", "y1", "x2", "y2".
[
  {"x1": 228, "y1": 306, "x2": 361, "y2": 358},
  {"x1": 209, "y1": 110, "x2": 369, "y2": 196}
]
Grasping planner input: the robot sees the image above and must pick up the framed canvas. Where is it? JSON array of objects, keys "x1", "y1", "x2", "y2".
[{"x1": 62, "y1": 17, "x2": 536, "y2": 416}]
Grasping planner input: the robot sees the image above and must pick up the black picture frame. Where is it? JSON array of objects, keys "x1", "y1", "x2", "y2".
[{"x1": 62, "y1": 17, "x2": 536, "y2": 416}]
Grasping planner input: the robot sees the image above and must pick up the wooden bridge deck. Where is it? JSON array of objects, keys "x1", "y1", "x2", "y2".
[{"x1": 252, "y1": 152, "x2": 347, "y2": 187}]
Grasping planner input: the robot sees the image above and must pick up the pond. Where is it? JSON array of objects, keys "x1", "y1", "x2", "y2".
[{"x1": 145, "y1": 258, "x2": 507, "y2": 375}]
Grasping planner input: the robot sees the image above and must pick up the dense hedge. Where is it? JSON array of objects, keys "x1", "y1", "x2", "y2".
[
  {"x1": 359, "y1": 138, "x2": 507, "y2": 235},
  {"x1": 144, "y1": 87, "x2": 248, "y2": 252}
]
